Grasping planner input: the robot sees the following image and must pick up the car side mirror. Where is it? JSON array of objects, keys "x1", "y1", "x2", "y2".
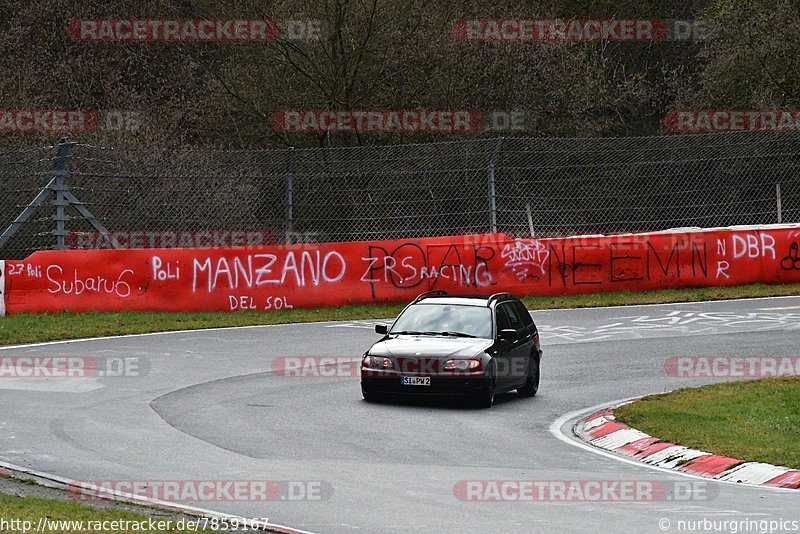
[
  {"x1": 498, "y1": 329, "x2": 518, "y2": 341},
  {"x1": 375, "y1": 324, "x2": 389, "y2": 335}
]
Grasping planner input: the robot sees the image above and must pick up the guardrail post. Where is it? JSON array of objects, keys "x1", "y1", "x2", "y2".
[
  {"x1": 487, "y1": 138, "x2": 503, "y2": 233},
  {"x1": 52, "y1": 138, "x2": 73, "y2": 250},
  {"x1": 526, "y1": 202, "x2": 535, "y2": 238},
  {"x1": 285, "y1": 147, "x2": 295, "y2": 245},
  {"x1": 776, "y1": 182, "x2": 783, "y2": 224}
]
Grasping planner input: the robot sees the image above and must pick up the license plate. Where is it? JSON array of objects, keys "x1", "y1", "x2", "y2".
[{"x1": 400, "y1": 376, "x2": 430, "y2": 386}]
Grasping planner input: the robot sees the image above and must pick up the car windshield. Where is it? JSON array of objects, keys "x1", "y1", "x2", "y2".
[{"x1": 390, "y1": 303, "x2": 493, "y2": 339}]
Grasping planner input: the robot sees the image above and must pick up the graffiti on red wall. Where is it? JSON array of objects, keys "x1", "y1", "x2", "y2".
[{"x1": 1, "y1": 227, "x2": 799, "y2": 315}]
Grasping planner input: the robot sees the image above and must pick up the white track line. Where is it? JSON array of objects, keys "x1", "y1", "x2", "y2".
[
  {"x1": 530, "y1": 294, "x2": 800, "y2": 313},
  {"x1": 0, "y1": 460, "x2": 317, "y2": 534},
  {"x1": 0, "y1": 319, "x2": 380, "y2": 351},
  {"x1": 1, "y1": 294, "x2": 798, "y2": 351}
]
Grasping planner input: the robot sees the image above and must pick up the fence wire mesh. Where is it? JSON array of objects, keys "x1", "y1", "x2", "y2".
[{"x1": 0, "y1": 132, "x2": 798, "y2": 260}]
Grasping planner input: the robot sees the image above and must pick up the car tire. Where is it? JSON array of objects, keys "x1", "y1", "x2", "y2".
[
  {"x1": 517, "y1": 355, "x2": 540, "y2": 397},
  {"x1": 475, "y1": 369, "x2": 496, "y2": 408}
]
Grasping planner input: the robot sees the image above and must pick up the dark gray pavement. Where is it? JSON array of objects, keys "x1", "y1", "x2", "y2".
[{"x1": 2, "y1": 296, "x2": 799, "y2": 533}]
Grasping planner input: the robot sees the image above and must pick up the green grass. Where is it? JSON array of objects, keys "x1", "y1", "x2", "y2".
[
  {"x1": 0, "y1": 282, "x2": 798, "y2": 346},
  {"x1": 0, "y1": 493, "x2": 207, "y2": 533},
  {"x1": 615, "y1": 376, "x2": 800, "y2": 469}
]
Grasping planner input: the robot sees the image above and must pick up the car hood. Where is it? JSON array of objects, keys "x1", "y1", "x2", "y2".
[{"x1": 369, "y1": 335, "x2": 493, "y2": 359}]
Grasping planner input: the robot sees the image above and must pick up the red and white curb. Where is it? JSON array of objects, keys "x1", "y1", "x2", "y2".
[{"x1": 575, "y1": 408, "x2": 800, "y2": 490}]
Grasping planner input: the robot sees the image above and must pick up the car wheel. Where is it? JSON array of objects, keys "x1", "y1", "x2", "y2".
[
  {"x1": 517, "y1": 355, "x2": 540, "y2": 397},
  {"x1": 475, "y1": 370, "x2": 496, "y2": 408}
]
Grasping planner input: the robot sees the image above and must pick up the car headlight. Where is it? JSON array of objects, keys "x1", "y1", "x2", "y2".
[
  {"x1": 443, "y1": 359, "x2": 481, "y2": 371},
  {"x1": 363, "y1": 355, "x2": 392, "y2": 369}
]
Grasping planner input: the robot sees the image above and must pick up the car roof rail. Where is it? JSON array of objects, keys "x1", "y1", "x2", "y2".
[
  {"x1": 412, "y1": 290, "x2": 448, "y2": 303},
  {"x1": 487, "y1": 292, "x2": 513, "y2": 305}
]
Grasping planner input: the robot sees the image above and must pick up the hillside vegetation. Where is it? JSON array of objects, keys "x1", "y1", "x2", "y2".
[{"x1": 0, "y1": 0, "x2": 797, "y2": 148}]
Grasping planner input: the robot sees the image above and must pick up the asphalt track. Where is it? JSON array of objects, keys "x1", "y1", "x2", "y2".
[{"x1": 2, "y1": 296, "x2": 800, "y2": 533}]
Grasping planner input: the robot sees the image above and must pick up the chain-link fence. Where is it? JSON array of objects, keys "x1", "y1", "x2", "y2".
[{"x1": 1, "y1": 132, "x2": 798, "y2": 260}]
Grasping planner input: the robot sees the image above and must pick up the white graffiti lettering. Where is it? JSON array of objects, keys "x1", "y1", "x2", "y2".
[
  {"x1": 359, "y1": 255, "x2": 489, "y2": 287},
  {"x1": 193, "y1": 251, "x2": 346, "y2": 293},
  {"x1": 732, "y1": 233, "x2": 775, "y2": 259},
  {"x1": 502, "y1": 239, "x2": 549, "y2": 280},
  {"x1": 46, "y1": 265, "x2": 134, "y2": 298}
]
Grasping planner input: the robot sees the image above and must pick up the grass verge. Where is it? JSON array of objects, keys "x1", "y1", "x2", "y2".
[
  {"x1": 615, "y1": 376, "x2": 800, "y2": 469},
  {"x1": 0, "y1": 282, "x2": 798, "y2": 346},
  {"x1": 0, "y1": 493, "x2": 207, "y2": 533}
]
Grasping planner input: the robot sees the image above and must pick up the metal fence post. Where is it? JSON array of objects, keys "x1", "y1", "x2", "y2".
[
  {"x1": 487, "y1": 138, "x2": 503, "y2": 233},
  {"x1": 776, "y1": 182, "x2": 783, "y2": 224},
  {"x1": 52, "y1": 138, "x2": 74, "y2": 250},
  {"x1": 285, "y1": 147, "x2": 295, "y2": 245},
  {"x1": 525, "y1": 202, "x2": 535, "y2": 238}
]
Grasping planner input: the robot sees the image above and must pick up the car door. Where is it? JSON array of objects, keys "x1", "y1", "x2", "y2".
[
  {"x1": 513, "y1": 300, "x2": 540, "y2": 357},
  {"x1": 498, "y1": 302, "x2": 532, "y2": 388},
  {"x1": 492, "y1": 304, "x2": 517, "y2": 390}
]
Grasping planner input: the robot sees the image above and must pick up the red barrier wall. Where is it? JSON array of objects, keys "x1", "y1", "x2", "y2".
[{"x1": 2, "y1": 226, "x2": 800, "y2": 315}]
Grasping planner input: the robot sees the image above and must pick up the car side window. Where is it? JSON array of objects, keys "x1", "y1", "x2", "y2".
[
  {"x1": 496, "y1": 305, "x2": 512, "y2": 331},
  {"x1": 514, "y1": 301, "x2": 534, "y2": 327},
  {"x1": 499, "y1": 303, "x2": 521, "y2": 329}
]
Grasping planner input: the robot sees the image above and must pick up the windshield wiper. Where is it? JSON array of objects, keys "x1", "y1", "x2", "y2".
[
  {"x1": 431, "y1": 331, "x2": 478, "y2": 338},
  {"x1": 390, "y1": 330, "x2": 427, "y2": 336},
  {"x1": 391, "y1": 330, "x2": 478, "y2": 338}
]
